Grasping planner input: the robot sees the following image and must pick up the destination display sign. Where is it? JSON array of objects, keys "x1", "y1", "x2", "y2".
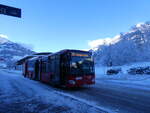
[
  {"x1": 0, "y1": 4, "x2": 21, "y2": 18},
  {"x1": 71, "y1": 52, "x2": 89, "y2": 57}
]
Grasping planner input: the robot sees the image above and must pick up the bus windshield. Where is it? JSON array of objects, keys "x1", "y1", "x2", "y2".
[{"x1": 70, "y1": 56, "x2": 94, "y2": 76}]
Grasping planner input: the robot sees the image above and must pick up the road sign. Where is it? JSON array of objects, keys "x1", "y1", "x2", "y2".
[{"x1": 0, "y1": 4, "x2": 21, "y2": 18}]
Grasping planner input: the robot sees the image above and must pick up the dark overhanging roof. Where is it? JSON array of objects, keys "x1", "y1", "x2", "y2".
[
  {"x1": 16, "y1": 52, "x2": 52, "y2": 65},
  {"x1": 33, "y1": 52, "x2": 52, "y2": 55},
  {"x1": 16, "y1": 55, "x2": 34, "y2": 65}
]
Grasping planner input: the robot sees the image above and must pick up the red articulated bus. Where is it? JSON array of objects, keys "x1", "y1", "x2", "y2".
[{"x1": 23, "y1": 49, "x2": 95, "y2": 88}]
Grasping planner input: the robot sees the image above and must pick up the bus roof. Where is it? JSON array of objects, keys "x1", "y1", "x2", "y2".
[{"x1": 48, "y1": 49, "x2": 91, "y2": 57}]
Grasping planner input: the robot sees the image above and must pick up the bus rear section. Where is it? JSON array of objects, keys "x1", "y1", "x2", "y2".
[{"x1": 25, "y1": 57, "x2": 39, "y2": 80}]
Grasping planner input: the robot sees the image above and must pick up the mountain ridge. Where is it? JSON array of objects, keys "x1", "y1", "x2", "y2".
[{"x1": 0, "y1": 36, "x2": 35, "y2": 68}]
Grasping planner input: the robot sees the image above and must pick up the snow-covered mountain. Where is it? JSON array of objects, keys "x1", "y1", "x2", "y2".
[
  {"x1": 93, "y1": 22, "x2": 150, "y2": 66},
  {"x1": 0, "y1": 35, "x2": 35, "y2": 68}
]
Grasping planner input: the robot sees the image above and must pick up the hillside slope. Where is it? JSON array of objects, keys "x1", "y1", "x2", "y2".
[
  {"x1": 0, "y1": 36, "x2": 35, "y2": 68},
  {"x1": 93, "y1": 22, "x2": 150, "y2": 66}
]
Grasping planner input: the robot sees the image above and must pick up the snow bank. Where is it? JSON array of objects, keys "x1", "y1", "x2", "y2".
[
  {"x1": 95, "y1": 62, "x2": 150, "y2": 90},
  {"x1": 96, "y1": 62, "x2": 150, "y2": 74},
  {"x1": 95, "y1": 62, "x2": 150, "y2": 81},
  {"x1": 0, "y1": 62, "x2": 7, "y2": 68}
]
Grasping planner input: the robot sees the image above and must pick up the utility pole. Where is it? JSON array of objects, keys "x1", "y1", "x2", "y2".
[{"x1": 0, "y1": 4, "x2": 21, "y2": 18}]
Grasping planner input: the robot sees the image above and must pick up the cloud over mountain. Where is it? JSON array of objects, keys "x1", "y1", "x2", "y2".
[
  {"x1": 0, "y1": 34, "x2": 8, "y2": 39},
  {"x1": 88, "y1": 35, "x2": 120, "y2": 50}
]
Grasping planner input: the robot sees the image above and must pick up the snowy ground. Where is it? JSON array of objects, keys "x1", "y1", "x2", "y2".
[
  {"x1": 1, "y1": 67, "x2": 150, "y2": 113},
  {"x1": 0, "y1": 69, "x2": 106, "y2": 113},
  {"x1": 95, "y1": 61, "x2": 150, "y2": 76},
  {"x1": 95, "y1": 62, "x2": 150, "y2": 87}
]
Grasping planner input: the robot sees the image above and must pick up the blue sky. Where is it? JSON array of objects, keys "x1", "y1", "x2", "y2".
[{"x1": 0, "y1": 0, "x2": 150, "y2": 52}]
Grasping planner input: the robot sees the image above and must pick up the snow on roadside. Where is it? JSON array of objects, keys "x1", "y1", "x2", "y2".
[
  {"x1": 2, "y1": 68, "x2": 22, "y2": 75},
  {"x1": 0, "y1": 62, "x2": 7, "y2": 68},
  {"x1": 95, "y1": 61, "x2": 150, "y2": 76},
  {"x1": 0, "y1": 69, "x2": 107, "y2": 113},
  {"x1": 95, "y1": 62, "x2": 150, "y2": 87},
  {"x1": 54, "y1": 91, "x2": 113, "y2": 113}
]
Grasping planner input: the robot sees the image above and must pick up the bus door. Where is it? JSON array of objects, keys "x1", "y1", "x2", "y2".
[
  {"x1": 60, "y1": 53, "x2": 70, "y2": 85},
  {"x1": 51, "y1": 55, "x2": 60, "y2": 85},
  {"x1": 34, "y1": 60, "x2": 39, "y2": 80},
  {"x1": 38, "y1": 60, "x2": 42, "y2": 81},
  {"x1": 23, "y1": 62, "x2": 27, "y2": 77}
]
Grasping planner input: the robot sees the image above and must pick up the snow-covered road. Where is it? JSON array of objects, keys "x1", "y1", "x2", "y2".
[
  {"x1": 0, "y1": 69, "x2": 106, "y2": 113},
  {"x1": 1, "y1": 69, "x2": 150, "y2": 113}
]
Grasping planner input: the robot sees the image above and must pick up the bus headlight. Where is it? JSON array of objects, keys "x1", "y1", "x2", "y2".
[
  {"x1": 76, "y1": 77, "x2": 82, "y2": 80},
  {"x1": 92, "y1": 78, "x2": 95, "y2": 82},
  {"x1": 68, "y1": 80, "x2": 76, "y2": 85}
]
